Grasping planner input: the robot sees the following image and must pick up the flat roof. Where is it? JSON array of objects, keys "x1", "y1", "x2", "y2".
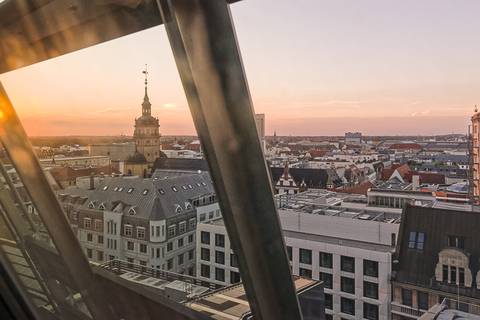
[{"x1": 186, "y1": 277, "x2": 318, "y2": 320}]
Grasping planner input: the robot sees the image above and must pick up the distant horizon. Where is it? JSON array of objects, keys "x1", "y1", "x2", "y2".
[{"x1": 2, "y1": 0, "x2": 479, "y2": 136}]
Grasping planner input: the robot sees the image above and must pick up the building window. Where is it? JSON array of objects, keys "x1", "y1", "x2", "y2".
[
  {"x1": 188, "y1": 234, "x2": 194, "y2": 243},
  {"x1": 167, "y1": 259, "x2": 173, "y2": 270},
  {"x1": 448, "y1": 235, "x2": 465, "y2": 249},
  {"x1": 450, "y1": 266, "x2": 457, "y2": 284},
  {"x1": 341, "y1": 256, "x2": 355, "y2": 273},
  {"x1": 199, "y1": 213, "x2": 206, "y2": 222},
  {"x1": 87, "y1": 233, "x2": 93, "y2": 242},
  {"x1": 201, "y1": 264, "x2": 210, "y2": 278},
  {"x1": 189, "y1": 218, "x2": 196, "y2": 230},
  {"x1": 97, "y1": 251, "x2": 104, "y2": 261},
  {"x1": 124, "y1": 225, "x2": 132, "y2": 237},
  {"x1": 442, "y1": 265, "x2": 448, "y2": 282},
  {"x1": 363, "y1": 260, "x2": 378, "y2": 278},
  {"x1": 84, "y1": 218, "x2": 91, "y2": 229},
  {"x1": 231, "y1": 253, "x2": 239, "y2": 268},
  {"x1": 287, "y1": 246, "x2": 292, "y2": 261},
  {"x1": 167, "y1": 242, "x2": 173, "y2": 252},
  {"x1": 127, "y1": 241, "x2": 134, "y2": 251},
  {"x1": 299, "y1": 248, "x2": 312, "y2": 264},
  {"x1": 408, "y1": 231, "x2": 426, "y2": 250},
  {"x1": 178, "y1": 238, "x2": 184, "y2": 247},
  {"x1": 215, "y1": 251, "x2": 225, "y2": 265},
  {"x1": 188, "y1": 249, "x2": 194, "y2": 260},
  {"x1": 215, "y1": 268, "x2": 225, "y2": 282},
  {"x1": 215, "y1": 234, "x2": 225, "y2": 247},
  {"x1": 341, "y1": 297, "x2": 355, "y2": 315},
  {"x1": 325, "y1": 293, "x2": 332, "y2": 310},
  {"x1": 168, "y1": 225, "x2": 176, "y2": 237},
  {"x1": 320, "y1": 252, "x2": 333, "y2": 268},
  {"x1": 363, "y1": 303, "x2": 378, "y2": 320},
  {"x1": 231, "y1": 271, "x2": 241, "y2": 284},
  {"x1": 98, "y1": 235, "x2": 104, "y2": 244},
  {"x1": 201, "y1": 248, "x2": 210, "y2": 261},
  {"x1": 363, "y1": 281, "x2": 378, "y2": 299},
  {"x1": 418, "y1": 291, "x2": 429, "y2": 310},
  {"x1": 156, "y1": 226, "x2": 160, "y2": 237},
  {"x1": 402, "y1": 288, "x2": 412, "y2": 307},
  {"x1": 137, "y1": 227, "x2": 145, "y2": 239},
  {"x1": 86, "y1": 248, "x2": 93, "y2": 259},
  {"x1": 139, "y1": 244, "x2": 147, "y2": 253},
  {"x1": 320, "y1": 272, "x2": 333, "y2": 289},
  {"x1": 179, "y1": 221, "x2": 186, "y2": 234},
  {"x1": 459, "y1": 267, "x2": 465, "y2": 286},
  {"x1": 94, "y1": 219, "x2": 103, "y2": 231},
  {"x1": 341, "y1": 277, "x2": 355, "y2": 294},
  {"x1": 299, "y1": 268, "x2": 312, "y2": 278},
  {"x1": 201, "y1": 231, "x2": 210, "y2": 245},
  {"x1": 178, "y1": 253, "x2": 184, "y2": 265}
]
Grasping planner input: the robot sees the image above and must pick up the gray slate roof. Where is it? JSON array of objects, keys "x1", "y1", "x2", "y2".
[{"x1": 60, "y1": 172, "x2": 214, "y2": 221}]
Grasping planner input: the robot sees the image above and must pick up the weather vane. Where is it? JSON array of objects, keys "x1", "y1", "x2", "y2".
[{"x1": 142, "y1": 64, "x2": 148, "y2": 86}]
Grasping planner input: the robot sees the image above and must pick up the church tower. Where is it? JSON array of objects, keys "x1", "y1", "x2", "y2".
[{"x1": 133, "y1": 66, "x2": 161, "y2": 163}]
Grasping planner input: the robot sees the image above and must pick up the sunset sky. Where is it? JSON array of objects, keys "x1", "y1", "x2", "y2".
[{"x1": 1, "y1": 0, "x2": 479, "y2": 136}]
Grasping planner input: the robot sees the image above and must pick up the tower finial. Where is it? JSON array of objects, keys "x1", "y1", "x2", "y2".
[
  {"x1": 143, "y1": 64, "x2": 148, "y2": 87},
  {"x1": 141, "y1": 65, "x2": 151, "y2": 116}
]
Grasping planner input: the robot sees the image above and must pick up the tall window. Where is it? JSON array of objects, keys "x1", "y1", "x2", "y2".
[
  {"x1": 363, "y1": 303, "x2": 378, "y2": 320},
  {"x1": 319, "y1": 272, "x2": 332, "y2": 289},
  {"x1": 402, "y1": 288, "x2": 412, "y2": 307},
  {"x1": 215, "y1": 234, "x2": 225, "y2": 247},
  {"x1": 215, "y1": 267, "x2": 225, "y2": 282},
  {"x1": 450, "y1": 266, "x2": 457, "y2": 284},
  {"x1": 201, "y1": 264, "x2": 210, "y2": 278},
  {"x1": 139, "y1": 244, "x2": 147, "y2": 253},
  {"x1": 325, "y1": 294, "x2": 332, "y2": 310},
  {"x1": 201, "y1": 231, "x2": 210, "y2": 245},
  {"x1": 215, "y1": 251, "x2": 225, "y2": 264},
  {"x1": 299, "y1": 248, "x2": 312, "y2": 264},
  {"x1": 341, "y1": 297, "x2": 355, "y2": 315},
  {"x1": 231, "y1": 253, "x2": 239, "y2": 268},
  {"x1": 178, "y1": 221, "x2": 186, "y2": 234},
  {"x1": 341, "y1": 277, "x2": 355, "y2": 294},
  {"x1": 168, "y1": 225, "x2": 176, "y2": 237},
  {"x1": 299, "y1": 268, "x2": 312, "y2": 278},
  {"x1": 363, "y1": 281, "x2": 378, "y2": 299},
  {"x1": 230, "y1": 271, "x2": 241, "y2": 284},
  {"x1": 363, "y1": 260, "x2": 378, "y2": 277},
  {"x1": 320, "y1": 252, "x2": 333, "y2": 268},
  {"x1": 418, "y1": 291, "x2": 429, "y2": 310},
  {"x1": 341, "y1": 256, "x2": 355, "y2": 273},
  {"x1": 124, "y1": 225, "x2": 132, "y2": 237},
  {"x1": 127, "y1": 241, "x2": 134, "y2": 251},
  {"x1": 137, "y1": 227, "x2": 145, "y2": 239},
  {"x1": 201, "y1": 248, "x2": 210, "y2": 261},
  {"x1": 287, "y1": 246, "x2": 292, "y2": 261}
]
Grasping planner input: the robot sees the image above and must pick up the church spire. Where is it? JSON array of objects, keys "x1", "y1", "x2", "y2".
[{"x1": 142, "y1": 64, "x2": 151, "y2": 116}]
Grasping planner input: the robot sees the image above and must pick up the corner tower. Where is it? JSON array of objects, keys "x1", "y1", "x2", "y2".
[{"x1": 133, "y1": 65, "x2": 161, "y2": 163}]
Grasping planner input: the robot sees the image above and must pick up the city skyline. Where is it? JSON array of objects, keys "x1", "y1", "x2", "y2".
[{"x1": 1, "y1": 0, "x2": 479, "y2": 136}]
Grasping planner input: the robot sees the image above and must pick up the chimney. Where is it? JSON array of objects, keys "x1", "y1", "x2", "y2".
[
  {"x1": 89, "y1": 173, "x2": 95, "y2": 190},
  {"x1": 412, "y1": 175, "x2": 420, "y2": 190}
]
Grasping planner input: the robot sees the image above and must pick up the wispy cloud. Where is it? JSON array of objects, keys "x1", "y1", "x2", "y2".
[
  {"x1": 411, "y1": 109, "x2": 431, "y2": 117},
  {"x1": 91, "y1": 107, "x2": 132, "y2": 114}
]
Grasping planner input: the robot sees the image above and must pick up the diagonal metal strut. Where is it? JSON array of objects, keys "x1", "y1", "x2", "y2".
[{"x1": 157, "y1": 1, "x2": 303, "y2": 319}]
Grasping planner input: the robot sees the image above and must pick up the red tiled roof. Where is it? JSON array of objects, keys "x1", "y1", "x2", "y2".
[
  {"x1": 389, "y1": 143, "x2": 422, "y2": 150},
  {"x1": 405, "y1": 171, "x2": 445, "y2": 184},
  {"x1": 335, "y1": 181, "x2": 374, "y2": 196}
]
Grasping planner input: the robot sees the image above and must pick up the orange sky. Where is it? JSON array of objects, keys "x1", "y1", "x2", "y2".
[{"x1": 0, "y1": 0, "x2": 478, "y2": 136}]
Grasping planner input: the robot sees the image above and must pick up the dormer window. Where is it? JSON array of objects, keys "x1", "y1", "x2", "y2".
[
  {"x1": 159, "y1": 188, "x2": 165, "y2": 195},
  {"x1": 185, "y1": 202, "x2": 193, "y2": 210},
  {"x1": 142, "y1": 189, "x2": 149, "y2": 195},
  {"x1": 102, "y1": 186, "x2": 109, "y2": 191},
  {"x1": 114, "y1": 187, "x2": 119, "y2": 192},
  {"x1": 118, "y1": 187, "x2": 124, "y2": 192},
  {"x1": 182, "y1": 185, "x2": 187, "y2": 190},
  {"x1": 88, "y1": 201, "x2": 95, "y2": 209},
  {"x1": 127, "y1": 187, "x2": 134, "y2": 193},
  {"x1": 201, "y1": 182, "x2": 207, "y2": 186},
  {"x1": 408, "y1": 232, "x2": 425, "y2": 250},
  {"x1": 188, "y1": 184, "x2": 193, "y2": 189},
  {"x1": 98, "y1": 203, "x2": 106, "y2": 211},
  {"x1": 448, "y1": 235, "x2": 465, "y2": 249},
  {"x1": 172, "y1": 186, "x2": 178, "y2": 192},
  {"x1": 175, "y1": 205, "x2": 183, "y2": 214},
  {"x1": 128, "y1": 207, "x2": 137, "y2": 215}
]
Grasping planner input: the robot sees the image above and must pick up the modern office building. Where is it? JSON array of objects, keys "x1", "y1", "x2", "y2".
[{"x1": 197, "y1": 189, "x2": 400, "y2": 320}]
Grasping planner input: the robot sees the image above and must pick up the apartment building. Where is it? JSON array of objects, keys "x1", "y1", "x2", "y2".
[
  {"x1": 196, "y1": 189, "x2": 400, "y2": 320},
  {"x1": 391, "y1": 203, "x2": 480, "y2": 319},
  {"x1": 58, "y1": 171, "x2": 217, "y2": 275}
]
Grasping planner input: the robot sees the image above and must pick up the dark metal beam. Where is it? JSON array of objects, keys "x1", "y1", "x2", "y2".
[
  {"x1": 157, "y1": 1, "x2": 303, "y2": 319},
  {"x1": 0, "y1": 82, "x2": 117, "y2": 320}
]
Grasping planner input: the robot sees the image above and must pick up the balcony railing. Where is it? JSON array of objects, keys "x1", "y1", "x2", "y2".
[{"x1": 391, "y1": 302, "x2": 424, "y2": 318}]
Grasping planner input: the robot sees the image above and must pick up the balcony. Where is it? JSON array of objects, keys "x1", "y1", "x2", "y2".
[{"x1": 391, "y1": 302, "x2": 425, "y2": 318}]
